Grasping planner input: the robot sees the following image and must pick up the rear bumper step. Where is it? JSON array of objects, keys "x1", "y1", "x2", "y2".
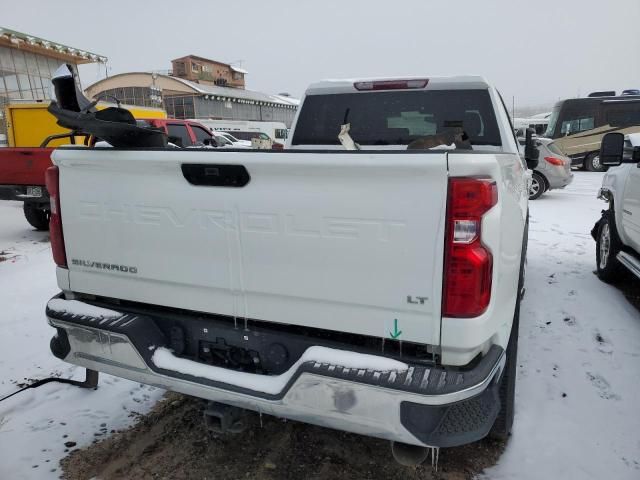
[{"x1": 47, "y1": 294, "x2": 505, "y2": 448}]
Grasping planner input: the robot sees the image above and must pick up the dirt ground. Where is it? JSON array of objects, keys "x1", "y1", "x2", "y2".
[{"x1": 61, "y1": 392, "x2": 504, "y2": 480}]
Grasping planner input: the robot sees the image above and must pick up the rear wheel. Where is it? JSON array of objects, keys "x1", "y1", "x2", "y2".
[
  {"x1": 596, "y1": 210, "x2": 624, "y2": 283},
  {"x1": 529, "y1": 172, "x2": 546, "y2": 200},
  {"x1": 585, "y1": 152, "x2": 606, "y2": 172},
  {"x1": 23, "y1": 203, "x2": 50, "y2": 231}
]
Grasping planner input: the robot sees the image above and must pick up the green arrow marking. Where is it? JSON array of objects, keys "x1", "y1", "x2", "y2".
[{"x1": 389, "y1": 319, "x2": 403, "y2": 339}]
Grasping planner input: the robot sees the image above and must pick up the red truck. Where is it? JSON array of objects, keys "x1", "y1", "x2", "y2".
[
  {"x1": 0, "y1": 119, "x2": 222, "y2": 230},
  {"x1": 137, "y1": 118, "x2": 218, "y2": 147},
  {"x1": 0, "y1": 147, "x2": 54, "y2": 229}
]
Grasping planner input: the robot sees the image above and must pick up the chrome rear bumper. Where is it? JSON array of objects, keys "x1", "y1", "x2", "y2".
[{"x1": 47, "y1": 296, "x2": 505, "y2": 448}]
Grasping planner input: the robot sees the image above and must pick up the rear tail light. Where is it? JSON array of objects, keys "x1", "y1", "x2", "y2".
[
  {"x1": 544, "y1": 156, "x2": 564, "y2": 166},
  {"x1": 353, "y1": 79, "x2": 429, "y2": 91},
  {"x1": 272, "y1": 142, "x2": 284, "y2": 150},
  {"x1": 443, "y1": 178, "x2": 497, "y2": 317},
  {"x1": 45, "y1": 166, "x2": 67, "y2": 268}
]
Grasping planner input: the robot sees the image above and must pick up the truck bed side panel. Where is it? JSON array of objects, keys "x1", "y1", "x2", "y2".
[{"x1": 440, "y1": 152, "x2": 527, "y2": 365}]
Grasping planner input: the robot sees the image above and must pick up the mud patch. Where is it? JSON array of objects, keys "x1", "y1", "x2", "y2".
[{"x1": 61, "y1": 393, "x2": 504, "y2": 480}]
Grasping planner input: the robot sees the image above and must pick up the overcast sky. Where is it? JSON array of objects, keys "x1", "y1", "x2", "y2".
[{"x1": 4, "y1": 0, "x2": 640, "y2": 111}]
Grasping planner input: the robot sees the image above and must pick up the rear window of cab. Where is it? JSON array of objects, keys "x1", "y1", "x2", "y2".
[{"x1": 291, "y1": 89, "x2": 501, "y2": 147}]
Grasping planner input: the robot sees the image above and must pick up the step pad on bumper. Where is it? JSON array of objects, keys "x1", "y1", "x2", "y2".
[{"x1": 401, "y1": 386, "x2": 501, "y2": 447}]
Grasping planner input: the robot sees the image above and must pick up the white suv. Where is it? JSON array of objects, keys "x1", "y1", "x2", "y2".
[{"x1": 592, "y1": 132, "x2": 640, "y2": 280}]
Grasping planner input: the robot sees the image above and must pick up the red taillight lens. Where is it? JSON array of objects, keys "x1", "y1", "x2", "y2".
[
  {"x1": 544, "y1": 156, "x2": 564, "y2": 166},
  {"x1": 353, "y1": 79, "x2": 429, "y2": 91},
  {"x1": 45, "y1": 166, "x2": 67, "y2": 268},
  {"x1": 443, "y1": 178, "x2": 497, "y2": 318}
]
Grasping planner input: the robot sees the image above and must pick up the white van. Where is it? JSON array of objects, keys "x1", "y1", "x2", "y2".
[{"x1": 195, "y1": 119, "x2": 289, "y2": 146}]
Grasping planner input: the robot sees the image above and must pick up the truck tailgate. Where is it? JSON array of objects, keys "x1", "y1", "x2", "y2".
[{"x1": 54, "y1": 149, "x2": 448, "y2": 346}]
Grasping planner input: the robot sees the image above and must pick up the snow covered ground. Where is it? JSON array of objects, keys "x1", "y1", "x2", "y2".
[
  {"x1": 487, "y1": 172, "x2": 640, "y2": 479},
  {"x1": 0, "y1": 172, "x2": 639, "y2": 479},
  {"x1": 0, "y1": 201, "x2": 163, "y2": 480}
]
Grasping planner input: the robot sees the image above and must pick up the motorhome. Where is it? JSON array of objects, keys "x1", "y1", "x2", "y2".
[{"x1": 544, "y1": 94, "x2": 640, "y2": 171}]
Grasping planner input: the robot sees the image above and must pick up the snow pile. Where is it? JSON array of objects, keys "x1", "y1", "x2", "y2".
[
  {"x1": 152, "y1": 345, "x2": 408, "y2": 395},
  {"x1": 47, "y1": 298, "x2": 121, "y2": 319}
]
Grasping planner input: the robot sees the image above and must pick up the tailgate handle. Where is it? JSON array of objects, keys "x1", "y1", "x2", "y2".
[{"x1": 181, "y1": 164, "x2": 250, "y2": 187}]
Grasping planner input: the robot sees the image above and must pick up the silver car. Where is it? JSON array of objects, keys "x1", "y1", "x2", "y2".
[{"x1": 528, "y1": 138, "x2": 574, "y2": 199}]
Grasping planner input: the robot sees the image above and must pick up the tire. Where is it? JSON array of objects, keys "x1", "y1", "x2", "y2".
[
  {"x1": 584, "y1": 152, "x2": 606, "y2": 172},
  {"x1": 528, "y1": 172, "x2": 546, "y2": 200},
  {"x1": 595, "y1": 210, "x2": 624, "y2": 283},
  {"x1": 23, "y1": 203, "x2": 50, "y2": 231}
]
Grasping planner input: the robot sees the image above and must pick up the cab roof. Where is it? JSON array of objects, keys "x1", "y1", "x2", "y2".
[{"x1": 305, "y1": 75, "x2": 491, "y2": 95}]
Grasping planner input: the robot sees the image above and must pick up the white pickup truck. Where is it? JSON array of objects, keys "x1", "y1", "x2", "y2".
[
  {"x1": 44, "y1": 71, "x2": 534, "y2": 463},
  {"x1": 593, "y1": 132, "x2": 640, "y2": 280}
]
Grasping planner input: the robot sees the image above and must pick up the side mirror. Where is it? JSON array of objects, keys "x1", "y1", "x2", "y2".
[
  {"x1": 600, "y1": 132, "x2": 624, "y2": 167},
  {"x1": 524, "y1": 128, "x2": 539, "y2": 169}
]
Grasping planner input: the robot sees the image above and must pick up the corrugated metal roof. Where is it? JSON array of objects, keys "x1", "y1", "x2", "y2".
[
  {"x1": 86, "y1": 72, "x2": 299, "y2": 107},
  {"x1": 0, "y1": 26, "x2": 106, "y2": 63},
  {"x1": 271, "y1": 94, "x2": 300, "y2": 106},
  {"x1": 230, "y1": 65, "x2": 249, "y2": 74},
  {"x1": 172, "y1": 77, "x2": 298, "y2": 106}
]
